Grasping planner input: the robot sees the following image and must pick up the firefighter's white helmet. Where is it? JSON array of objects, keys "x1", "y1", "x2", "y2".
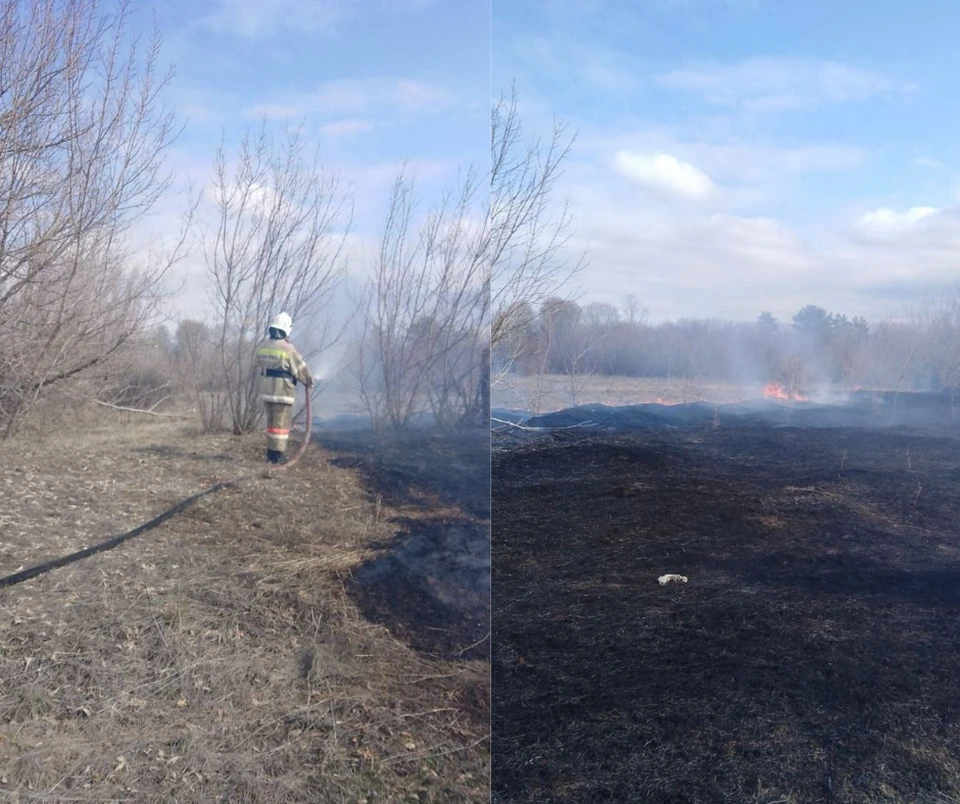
[{"x1": 269, "y1": 312, "x2": 293, "y2": 337}]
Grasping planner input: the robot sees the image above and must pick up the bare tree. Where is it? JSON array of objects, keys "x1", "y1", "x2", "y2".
[
  {"x1": 622, "y1": 294, "x2": 646, "y2": 327},
  {"x1": 0, "y1": 0, "x2": 192, "y2": 437},
  {"x1": 920, "y1": 283, "x2": 960, "y2": 391},
  {"x1": 490, "y1": 85, "x2": 586, "y2": 369},
  {"x1": 357, "y1": 168, "x2": 488, "y2": 431},
  {"x1": 564, "y1": 327, "x2": 610, "y2": 407},
  {"x1": 170, "y1": 318, "x2": 230, "y2": 430},
  {"x1": 200, "y1": 123, "x2": 353, "y2": 434}
]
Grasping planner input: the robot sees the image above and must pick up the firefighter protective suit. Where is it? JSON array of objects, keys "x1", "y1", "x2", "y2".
[{"x1": 254, "y1": 329, "x2": 313, "y2": 462}]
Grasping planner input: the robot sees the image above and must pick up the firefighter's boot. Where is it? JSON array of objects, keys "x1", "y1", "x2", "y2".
[{"x1": 266, "y1": 449, "x2": 288, "y2": 465}]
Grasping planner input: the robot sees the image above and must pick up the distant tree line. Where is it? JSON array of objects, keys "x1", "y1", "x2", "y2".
[{"x1": 493, "y1": 292, "x2": 960, "y2": 393}]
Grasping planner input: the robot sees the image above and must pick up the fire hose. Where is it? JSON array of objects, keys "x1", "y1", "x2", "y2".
[{"x1": 0, "y1": 392, "x2": 313, "y2": 590}]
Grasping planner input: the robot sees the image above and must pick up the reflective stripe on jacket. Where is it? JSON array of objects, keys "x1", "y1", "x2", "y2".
[{"x1": 254, "y1": 338, "x2": 313, "y2": 405}]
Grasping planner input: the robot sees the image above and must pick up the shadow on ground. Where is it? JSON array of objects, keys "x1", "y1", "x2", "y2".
[{"x1": 131, "y1": 444, "x2": 241, "y2": 462}]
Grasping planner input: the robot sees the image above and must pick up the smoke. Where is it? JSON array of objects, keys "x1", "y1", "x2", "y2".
[
  {"x1": 306, "y1": 338, "x2": 363, "y2": 425},
  {"x1": 310, "y1": 341, "x2": 350, "y2": 385}
]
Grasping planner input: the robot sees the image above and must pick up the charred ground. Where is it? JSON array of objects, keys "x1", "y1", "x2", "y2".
[
  {"x1": 316, "y1": 427, "x2": 491, "y2": 662},
  {"x1": 492, "y1": 400, "x2": 960, "y2": 803}
]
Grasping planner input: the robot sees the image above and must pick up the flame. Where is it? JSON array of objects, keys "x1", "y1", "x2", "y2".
[{"x1": 763, "y1": 383, "x2": 807, "y2": 402}]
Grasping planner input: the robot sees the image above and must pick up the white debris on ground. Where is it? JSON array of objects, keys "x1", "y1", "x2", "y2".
[{"x1": 658, "y1": 574, "x2": 688, "y2": 585}]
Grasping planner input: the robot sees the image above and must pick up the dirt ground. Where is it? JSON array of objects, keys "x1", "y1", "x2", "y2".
[
  {"x1": 0, "y1": 416, "x2": 489, "y2": 803},
  {"x1": 492, "y1": 417, "x2": 960, "y2": 803}
]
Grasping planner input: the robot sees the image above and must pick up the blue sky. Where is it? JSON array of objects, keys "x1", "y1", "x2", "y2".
[
  {"x1": 493, "y1": 0, "x2": 960, "y2": 323},
  {"x1": 133, "y1": 0, "x2": 489, "y2": 320}
]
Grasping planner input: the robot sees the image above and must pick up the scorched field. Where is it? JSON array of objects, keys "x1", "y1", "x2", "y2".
[{"x1": 492, "y1": 401, "x2": 960, "y2": 803}]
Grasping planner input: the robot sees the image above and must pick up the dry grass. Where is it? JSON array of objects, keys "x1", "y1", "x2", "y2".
[
  {"x1": 492, "y1": 374, "x2": 764, "y2": 413},
  {"x1": 0, "y1": 417, "x2": 488, "y2": 802}
]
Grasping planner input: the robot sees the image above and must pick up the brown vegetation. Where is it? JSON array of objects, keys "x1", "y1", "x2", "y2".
[
  {"x1": 0, "y1": 0, "x2": 193, "y2": 439},
  {"x1": 0, "y1": 418, "x2": 489, "y2": 802}
]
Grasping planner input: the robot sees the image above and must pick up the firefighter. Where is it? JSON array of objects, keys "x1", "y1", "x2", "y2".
[{"x1": 254, "y1": 312, "x2": 314, "y2": 464}]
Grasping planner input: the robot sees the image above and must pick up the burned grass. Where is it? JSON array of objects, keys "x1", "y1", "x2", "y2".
[
  {"x1": 318, "y1": 428, "x2": 491, "y2": 663},
  {"x1": 493, "y1": 422, "x2": 960, "y2": 803},
  {"x1": 317, "y1": 427, "x2": 491, "y2": 521},
  {"x1": 0, "y1": 419, "x2": 489, "y2": 802}
]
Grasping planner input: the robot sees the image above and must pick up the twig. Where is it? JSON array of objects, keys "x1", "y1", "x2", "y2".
[
  {"x1": 491, "y1": 416, "x2": 594, "y2": 431},
  {"x1": 383, "y1": 734, "x2": 490, "y2": 765},
  {"x1": 906, "y1": 446, "x2": 923, "y2": 506},
  {"x1": 405, "y1": 670, "x2": 467, "y2": 684},
  {"x1": 396, "y1": 707, "x2": 460, "y2": 720},
  {"x1": 92, "y1": 398, "x2": 187, "y2": 419},
  {"x1": 893, "y1": 343, "x2": 920, "y2": 415},
  {"x1": 455, "y1": 631, "x2": 490, "y2": 657}
]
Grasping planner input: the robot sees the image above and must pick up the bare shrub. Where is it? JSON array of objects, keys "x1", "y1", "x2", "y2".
[
  {"x1": 0, "y1": 0, "x2": 193, "y2": 438},
  {"x1": 199, "y1": 123, "x2": 352, "y2": 434},
  {"x1": 490, "y1": 86, "x2": 586, "y2": 380},
  {"x1": 171, "y1": 319, "x2": 230, "y2": 432},
  {"x1": 357, "y1": 169, "x2": 487, "y2": 431},
  {"x1": 918, "y1": 283, "x2": 960, "y2": 391},
  {"x1": 776, "y1": 355, "x2": 811, "y2": 396}
]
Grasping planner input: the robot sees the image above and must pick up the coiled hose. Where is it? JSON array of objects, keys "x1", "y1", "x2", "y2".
[{"x1": 0, "y1": 392, "x2": 313, "y2": 589}]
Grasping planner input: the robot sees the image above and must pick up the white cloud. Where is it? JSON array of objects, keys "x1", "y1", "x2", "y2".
[
  {"x1": 389, "y1": 79, "x2": 458, "y2": 114},
  {"x1": 574, "y1": 125, "x2": 867, "y2": 198},
  {"x1": 246, "y1": 103, "x2": 304, "y2": 120},
  {"x1": 572, "y1": 204, "x2": 959, "y2": 321},
  {"x1": 913, "y1": 157, "x2": 947, "y2": 169},
  {"x1": 670, "y1": 142, "x2": 865, "y2": 187},
  {"x1": 547, "y1": 162, "x2": 960, "y2": 323},
  {"x1": 509, "y1": 102, "x2": 942, "y2": 320},
  {"x1": 204, "y1": 0, "x2": 349, "y2": 38},
  {"x1": 349, "y1": 158, "x2": 453, "y2": 188},
  {"x1": 861, "y1": 206, "x2": 938, "y2": 226},
  {"x1": 321, "y1": 118, "x2": 374, "y2": 139},
  {"x1": 582, "y1": 63, "x2": 641, "y2": 93},
  {"x1": 614, "y1": 151, "x2": 717, "y2": 201},
  {"x1": 656, "y1": 57, "x2": 914, "y2": 111},
  {"x1": 245, "y1": 78, "x2": 458, "y2": 120},
  {"x1": 500, "y1": 33, "x2": 646, "y2": 96},
  {"x1": 207, "y1": 179, "x2": 303, "y2": 223},
  {"x1": 501, "y1": 61, "x2": 939, "y2": 323},
  {"x1": 203, "y1": 0, "x2": 441, "y2": 39},
  {"x1": 855, "y1": 206, "x2": 940, "y2": 239},
  {"x1": 563, "y1": 203, "x2": 816, "y2": 321},
  {"x1": 690, "y1": 213, "x2": 808, "y2": 268}
]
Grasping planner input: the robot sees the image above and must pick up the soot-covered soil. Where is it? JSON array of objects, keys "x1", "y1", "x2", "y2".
[
  {"x1": 493, "y1": 421, "x2": 960, "y2": 803},
  {"x1": 316, "y1": 427, "x2": 491, "y2": 661}
]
